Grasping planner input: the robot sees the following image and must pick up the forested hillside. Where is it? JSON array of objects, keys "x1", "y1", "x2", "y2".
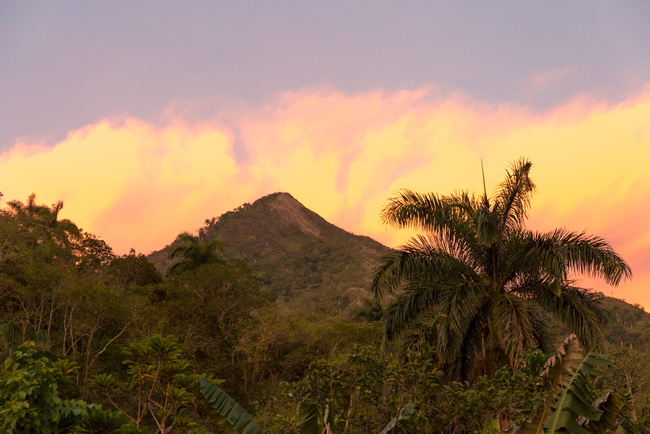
[
  {"x1": 1, "y1": 184, "x2": 650, "y2": 433},
  {"x1": 150, "y1": 192, "x2": 390, "y2": 318}
]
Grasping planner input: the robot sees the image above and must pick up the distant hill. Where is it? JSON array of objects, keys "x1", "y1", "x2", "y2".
[
  {"x1": 149, "y1": 192, "x2": 391, "y2": 317},
  {"x1": 601, "y1": 295, "x2": 650, "y2": 350},
  {"x1": 528, "y1": 293, "x2": 650, "y2": 352}
]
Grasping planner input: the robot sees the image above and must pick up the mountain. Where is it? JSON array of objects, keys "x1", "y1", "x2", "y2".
[{"x1": 149, "y1": 192, "x2": 391, "y2": 317}]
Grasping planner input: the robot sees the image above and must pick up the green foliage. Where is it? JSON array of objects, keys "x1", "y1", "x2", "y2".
[
  {"x1": 0, "y1": 194, "x2": 134, "y2": 384},
  {"x1": 167, "y1": 232, "x2": 224, "y2": 276},
  {"x1": 379, "y1": 399, "x2": 418, "y2": 434},
  {"x1": 599, "y1": 345, "x2": 650, "y2": 430},
  {"x1": 277, "y1": 344, "x2": 546, "y2": 433},
  {"x1": 600, "y1": 296, "x2": 650, "y2": 350},
  {"x1": 107, "y1": 251, "x2": 162, "y2": 291},
  {"x1": 74, "y1": 407, "x2": 128, "y2": 433},
  {"x1": 0, "y1": 341, "x2": 110, "y2": 433},
  {"x1": 0, "y1": 321, "x2": 21, "y2": 358},
  {"x1": 154, "y1": 260, "x2": 271, "y2": 392},
  {"x1": 199, "y1": 376, "x2": 264, "y2": 433},
  {"x1": 6, "y1": 194, "x2": 81, "y2": 259},
  {"x1": 517, "y1": 334, "x2": 622, "y2": 433},
  {"x1": 234, "y1": 309, "x2": 381, "y2": 393},
  {"x1": 543, "y1": 354, "x2": 615, "y2": 433},
  {"x1": 76, "y1": 232, "x2": 116, "y2": 274},
  {"x1": 90, "y1": 335, "x2": 207, "y2": 433}
]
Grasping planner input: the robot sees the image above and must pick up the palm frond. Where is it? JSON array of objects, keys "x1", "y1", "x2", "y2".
[
  {"x1": 492, "y1": 293, "x2": 537, "y2": 366},
  {"x1": 381, "y1": 190, "x2": 480, "y2": 246},
  {"x1": 434, "y1": 284, "x2": 488, "y2": 372},
  {"x1": 518, "y1": 229, "x2": 632, "y2": 292},
  {"x1": 474, "y1": 205, "x2": 501, "y2": 246},
  {"x1": 548, "y1": 229, "x2": 631, "y2": 286},
  {"x1": 526, "y1": 306, "x2": 554, "y2": 355},
  {"x1": 388, "y1": 282, "x2": 488, "y2": 381},
  {"x1": 494, "y1": 158, "x2": 536, "y2": 233},
  {"x1": 455, "y1": 300, "x2": 491, "y2": 381},
  {"x1": 398, "y1": 313, "x2": 441, "y2": 354},
  {"x1": 371, "y1": 235, "x2": 478, "y2": 301},
  {"x1": 380, "y1": 190, "x2": 452, "y2": 231},
  {"x1": 168, "y1": 231, "x2": 224, "y2": 276},
  {"x1": 523, "y1": 283, "x2": 606, "y2": 352},
  {"x1": 168, "y1": 232, "x2": 197, "y2": 259},
  {"x1": 382, "y1": 282, "x2": 445, "y2": 342},
  {"x1": 167, "y1": 261, "x2": 191, "y2": 277}
]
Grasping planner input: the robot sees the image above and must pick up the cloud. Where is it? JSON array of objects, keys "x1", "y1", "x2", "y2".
[
  {"x1": 527, "y1": 67, "x2": 575, "y2": 93},
  {"x1": 1, "y1": 88, "x2": 650, "y2": 307}
]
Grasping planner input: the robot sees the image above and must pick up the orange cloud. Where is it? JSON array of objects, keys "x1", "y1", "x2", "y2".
[{"x1": 1, "y1": 88, "x2": 649, "y2": 307}]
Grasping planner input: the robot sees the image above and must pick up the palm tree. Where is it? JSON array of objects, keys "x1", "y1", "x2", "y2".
[
  {"x1": 6, "y1": 194, "x2": 80, "y2": 257},
  {"x1": 167, "y1": 232, "x2": 224, "y2": 276},
  {"x1": 371, "y1": 158, "x2": 631, "y2": 380}
]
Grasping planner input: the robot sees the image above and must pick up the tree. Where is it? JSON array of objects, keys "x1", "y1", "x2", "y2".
[
  {"x1": 6, "y1": 194, "x2": 81, "y2": 260},
  {"x1": 75, "y1": 232, "x2": 115, "y2": 274},
  {"x1": 0, "y1": 195, "x2": 79, "y2": 341},
  {"x1": 107, "y1": 250, "x2": 163, "y2": 291},
  {"x1": 372, "y1": 158, "x2": 631, "y2": 380},
  {"x1": 167, "y1": 232, "x2": 224, "y2": 276},
  {"x1": 0, "y1": 341, "x2": 120, "y2": 433},
  {"x1": 90, "y1": 335, "x2": 207, "y2": 433}
]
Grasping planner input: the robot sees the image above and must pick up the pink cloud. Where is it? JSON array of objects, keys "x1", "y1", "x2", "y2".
[{"x1": 527, "y1": 67, "x2": 575, "y2": 93}]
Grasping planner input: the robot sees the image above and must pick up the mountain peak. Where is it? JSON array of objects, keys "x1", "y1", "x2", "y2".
[
  {"x1": 149, "y1": 191, "x2": 391, "y2": 316},
  {"x1": 259, "y1": 191, "x2": 297, "y2": 201},
  {"x1": 258, "y1": 192, "x2": 322, "y2": 237}
]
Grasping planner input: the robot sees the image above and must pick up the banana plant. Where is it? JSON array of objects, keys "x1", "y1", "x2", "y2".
[
  {"x1": 296, "y1": 401, "x2": 334, "y2": 434},
  {"x1": 198, "y1": 376, "x2": 264, "y2": 434},
  {"x1": 379, "y1": 399, "x2": 418, "y2": 434},
  {"x1": 517, "y1": 333, "x2": 622, "y2": 434}
]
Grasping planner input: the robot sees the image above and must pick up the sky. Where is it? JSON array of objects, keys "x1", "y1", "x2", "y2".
[{"x1": 1, "y1": 2, "x2": 649, "y2": 307}]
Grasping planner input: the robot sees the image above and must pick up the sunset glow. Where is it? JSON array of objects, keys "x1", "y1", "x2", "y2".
[{"x1": 1, "y1": 88, "x2": 648, "y2": 306}]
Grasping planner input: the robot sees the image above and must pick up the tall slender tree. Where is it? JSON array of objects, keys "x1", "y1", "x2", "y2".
[{"x1": 372, "y1": 158, "x2": 631, "y2": 380}]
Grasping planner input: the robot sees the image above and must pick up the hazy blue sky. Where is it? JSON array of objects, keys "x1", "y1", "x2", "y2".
[{"x1": 2, "y1": 1, "x2": 649, "y2": 149}]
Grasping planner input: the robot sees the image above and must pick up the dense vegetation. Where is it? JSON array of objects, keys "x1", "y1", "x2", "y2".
[{"x1": 1, "y1": 161, "x2": 649, "y2": 432}]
